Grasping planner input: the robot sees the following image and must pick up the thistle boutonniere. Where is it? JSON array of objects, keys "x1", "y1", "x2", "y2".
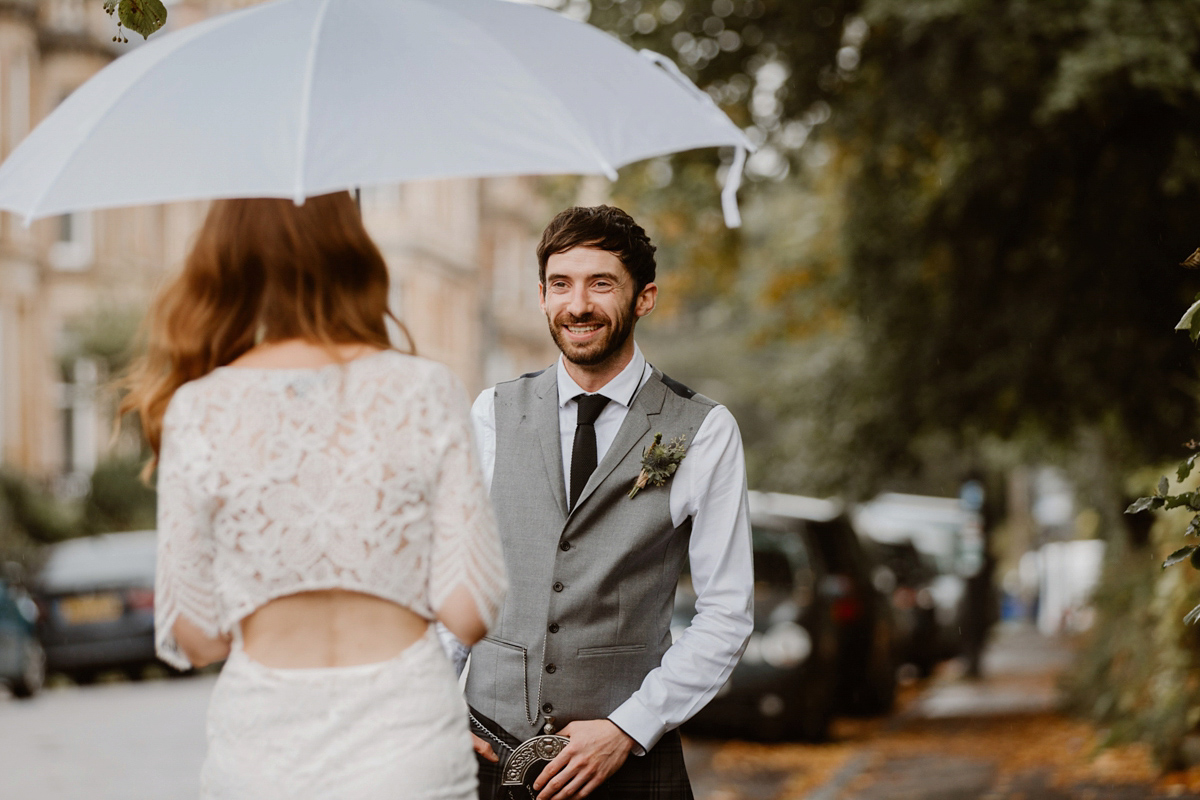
[{"x1": 629, "y1": 433, "x2": 689, "y2": 499}]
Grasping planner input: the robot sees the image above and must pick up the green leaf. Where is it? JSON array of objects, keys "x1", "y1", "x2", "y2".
[
  {"x1": 1126, "y1": 496, "x2": 1165, "y2": 514},
  {"x1": 1159, "y1": 476, "x2": 1171, "y2": 496},
  {"x1": 1164, "y1": 546, "x2": 1197, "y2": 569},
  {"x1": 118, "y1": 0, "x2": 167, "y2": 40},
  {"x1": 1186, "y1": 515, "x2": 1200, "y2": 537},
  {"x1": 1164, "y1": 492, "x2": 1200, "y2": 511},
  {"x1": 1179, "y1": 454, "x2": 1200, "y2": 483},
  {"x1": 1185, "y1": 602, "x2": 1200, "y2": 626}
]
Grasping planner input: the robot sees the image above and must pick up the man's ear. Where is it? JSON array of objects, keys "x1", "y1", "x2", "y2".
[
  {"x1": 635, "y1": 282, "x2": 658, "y2": 319},
  {"x1": 538, "y1": 282, "x2": 547, "y2": 315}
]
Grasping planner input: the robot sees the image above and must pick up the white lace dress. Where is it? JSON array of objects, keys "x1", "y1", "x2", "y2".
[{"x1": 153, "y1": 351, "x2": 507, "y2": 800}]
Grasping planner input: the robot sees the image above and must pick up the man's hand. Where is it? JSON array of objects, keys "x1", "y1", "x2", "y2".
[
  {"x1": 532, "y1": 719, "x2": 635, "y2": 800},
  {"x1": 472, "y1": 733, "x2": 499, "y2": 763}
]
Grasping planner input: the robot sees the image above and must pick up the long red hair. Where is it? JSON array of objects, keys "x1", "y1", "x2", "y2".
[{"x1": 122, "y1": 191, "x2": 410, "y2": 465}]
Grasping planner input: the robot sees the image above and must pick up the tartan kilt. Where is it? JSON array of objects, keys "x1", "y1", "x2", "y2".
[{"x1": 471, "y1": 709, "x2": 693, "y2": 800}]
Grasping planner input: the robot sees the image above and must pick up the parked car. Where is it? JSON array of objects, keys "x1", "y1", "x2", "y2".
[
  {"x1": 749, "y1": 492, "x2": 898, "y2": 716},
  {"x1": 34, "y1": 531, "x2": 162, "y2": 683},
  {"x1": 853, "y1": 493, "x2": 974, "y2": 663},
  {"x1": 865, "y1": 538, "x2": 940, "y2": 676},
  {"x1": 676, "y1": 498, "x2": 839, "y2": 741},
  {"x1": 0, "y1": 573, "x2": 45, "y2": 698}
]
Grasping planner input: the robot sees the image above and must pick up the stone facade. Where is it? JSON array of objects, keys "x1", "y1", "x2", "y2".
[{"x1": 0, "y1": 0, "x2": 561, "y2": 483}]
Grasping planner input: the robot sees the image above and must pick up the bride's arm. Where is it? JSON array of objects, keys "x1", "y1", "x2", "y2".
[
  {"x1": 435, "y1": 585, "x2": 489, "y2": 647},
  {"x1": 427, "y1": 369, "x2": 507, "y2": 646},
  {"x1": 155, "y1": 386, "x2": 226, "y2": 671},
  {"x1": 171, "y1": 614, "x2": 231, "y2": 667}
]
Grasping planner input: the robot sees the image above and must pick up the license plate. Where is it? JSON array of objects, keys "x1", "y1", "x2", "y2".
[{"x1": 59, "y1": 593, "x2": 124, "y2": 625}]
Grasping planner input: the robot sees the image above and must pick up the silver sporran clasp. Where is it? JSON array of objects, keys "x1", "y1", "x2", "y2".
[{"x1": 500, "y1": 734, "x2": 570, "y2": 787}]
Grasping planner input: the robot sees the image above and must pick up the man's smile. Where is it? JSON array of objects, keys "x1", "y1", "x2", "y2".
[{"x1": 563, "y1": 321, "x2": 605, "y2": 341}]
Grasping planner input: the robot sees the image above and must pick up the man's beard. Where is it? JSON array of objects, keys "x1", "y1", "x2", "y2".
[{"x1": 547, "y1": 302, "x2": 636, "y2": 367}]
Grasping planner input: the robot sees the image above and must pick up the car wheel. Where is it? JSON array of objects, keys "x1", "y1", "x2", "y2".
[
  {"x1": 10, "y1": 640, "x2": 46, "y2": 699},
  {"x1": 794, "y1": 696, "x2": 833, "y2": 742},
  {"x1": 72, "y1": 670, "x2": 98, "y2": 686},
  {"x1": 862, "y1": 620, "x2": 897, "y2": 715}
]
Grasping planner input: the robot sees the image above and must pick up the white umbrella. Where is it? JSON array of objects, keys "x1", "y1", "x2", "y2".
[{"x1": 0, "y1": 0, "x2": 752, "y2": 226}]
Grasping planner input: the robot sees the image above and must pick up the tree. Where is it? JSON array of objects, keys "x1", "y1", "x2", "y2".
[{"x1": 823, "y1": 0, "x2": 1200, "y2": 486}]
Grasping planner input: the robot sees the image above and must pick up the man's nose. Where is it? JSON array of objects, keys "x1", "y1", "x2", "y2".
[{"x1": 565, "y1": 286, "x2": 591, "y2": 315}]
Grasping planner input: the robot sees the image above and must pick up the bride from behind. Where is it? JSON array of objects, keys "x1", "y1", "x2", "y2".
[{"x1": 122, "y1": 192, "x2": 506, "y2": 799}]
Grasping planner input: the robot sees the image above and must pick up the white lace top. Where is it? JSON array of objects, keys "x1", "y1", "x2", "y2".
[{"x1": 153, "y1": 351, "x2": 506, "y2": 670}]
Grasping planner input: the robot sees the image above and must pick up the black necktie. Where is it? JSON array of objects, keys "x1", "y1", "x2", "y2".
[{"x1": 570, "y1": 394, "x2": 611, "y2": 510}]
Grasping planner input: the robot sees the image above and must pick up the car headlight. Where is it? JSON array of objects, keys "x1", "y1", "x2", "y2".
[{"x1": 760, "y1": 621, "x2": 812, "y2": 669}]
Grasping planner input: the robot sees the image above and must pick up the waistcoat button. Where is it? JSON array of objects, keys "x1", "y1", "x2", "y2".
[
  {"x1": 548, "y1": 623, "x2": 560, "y2": 634},
  {"x1": 542, "y1": 703, "x2": 554, "y2": 714},
  {"x1": 553, "y1": 582, "x2": 564, "y2": 592},
  {"x1": 546, "y1": 663, "x2": 557, "y2": 674},
  {"x1": 560, "y1": 541, "x2": 571, "y2": 551}
]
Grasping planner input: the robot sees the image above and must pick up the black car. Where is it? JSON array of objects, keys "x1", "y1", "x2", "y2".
[
  {"x1": 34, "y1": 531, "x2": 162, "y2": 683},
  {"x1": 0, "y1": 574, "x2": 44, "y2": 698},
  {"x1": 749, "y1": 492, "x2": 898, "y2": 716},
  {"x1": 865, "y1": 539, "x2": 941, "y2": 677},
  {"x1": 676, "y1": 496, "x2": 839, "y2": 741}
]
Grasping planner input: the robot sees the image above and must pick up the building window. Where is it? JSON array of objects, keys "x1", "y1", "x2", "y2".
[
  {"x1": 7, "y1": 54, "x2": 28, "y2": 154},
  {"x1": 49, "y1": 212, "x2": 93, "y2": 271},
  {"x1": 59, "y1": 357, "x2": 98, "y2": 482}
]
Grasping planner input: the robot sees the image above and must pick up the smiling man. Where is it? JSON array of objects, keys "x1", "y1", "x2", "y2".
[{"x1": 462, "y1": 205, "x2": 754, "y2": 800}]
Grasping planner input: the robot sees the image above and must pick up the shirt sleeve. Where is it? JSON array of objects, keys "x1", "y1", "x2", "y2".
[
  {"x1": 470, "y1": 388, "x2": 497, "y2": 496},
  {"x1": 607, "y1": 405, "x2": 755, "y2": 753},
  {"x1": 427, "y1": 369, "x2": 508, "y2": 631},
  {"x1": 154, "y1": 387, "x2": 221, "y2": 671}
]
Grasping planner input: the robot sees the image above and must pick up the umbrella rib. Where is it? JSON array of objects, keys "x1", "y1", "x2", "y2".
[{"x1": 294, "y1": 0, "x2": 335, "y2": 205}]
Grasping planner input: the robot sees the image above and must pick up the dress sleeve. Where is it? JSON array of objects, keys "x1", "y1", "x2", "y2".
[
  {"x1": 154, "y1": 388, "x2": 221, "y2": 670},
  {"x1": 427, "y1": 369, "x2": 507, "y2": 630}
]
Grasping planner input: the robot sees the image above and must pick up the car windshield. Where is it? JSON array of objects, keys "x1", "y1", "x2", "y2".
[
  {"x1": 751, "y1": 525, "x2": 814, "y2": 600},
  {"x1": 807, "y1": 519, "x2": 859, "y2": 574},
  {"x1": 39, "y1": 531, "x2": 157, "y2": 593}
]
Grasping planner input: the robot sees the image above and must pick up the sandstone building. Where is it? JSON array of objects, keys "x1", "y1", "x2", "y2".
[{"x1": 0, "y1": 0, "x2": 560, "y2": 486}]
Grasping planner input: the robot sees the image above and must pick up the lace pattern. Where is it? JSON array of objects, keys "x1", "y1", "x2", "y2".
[{"x1": 154, "y1": 352, "x2": 507, "y2": 670}]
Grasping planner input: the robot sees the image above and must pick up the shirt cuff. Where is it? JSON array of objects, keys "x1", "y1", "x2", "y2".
[
  {"x1": 608, "y1": 695, "x2": 665, "y2": 756},
  {"x1": 435, "y1": 623, "x2": 469, "y2": 677}
]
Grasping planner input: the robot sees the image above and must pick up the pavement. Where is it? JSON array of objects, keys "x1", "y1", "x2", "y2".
[
  {"x1": 684, "y1": 622, "x2": 1196, "y2": 800},
  {"x1": 0, "y1": 673, "x2": 212, "y2": 799},
  {"x1": 0, "y1": 623, "x2": 1189, "y2": 799}
]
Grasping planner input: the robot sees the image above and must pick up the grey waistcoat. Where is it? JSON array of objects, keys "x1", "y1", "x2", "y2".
[{"x1": 465, "y1": 366, "x2": 716, "y2": 740}]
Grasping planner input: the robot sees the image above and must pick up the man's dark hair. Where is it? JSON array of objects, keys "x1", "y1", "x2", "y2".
[{"x1": 536, "y1": 205, "x2": 657, "y2": 293}]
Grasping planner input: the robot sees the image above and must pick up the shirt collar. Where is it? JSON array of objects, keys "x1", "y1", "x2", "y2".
[{"x1": 557, "y1": 342, "x2": 647, "y2": 409}]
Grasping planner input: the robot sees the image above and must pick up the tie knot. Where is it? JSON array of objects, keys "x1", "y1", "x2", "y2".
[{"x1": 574, "y1": 394, "x2": 611, "y2": 425}]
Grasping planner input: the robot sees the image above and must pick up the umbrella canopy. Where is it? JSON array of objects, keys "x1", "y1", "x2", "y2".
[{"x1": 0, "y1": 0, "x2": 752, "y2": 226}]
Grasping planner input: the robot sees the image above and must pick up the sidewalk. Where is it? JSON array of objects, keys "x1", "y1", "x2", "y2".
[
  {"x1": 809, "y1": 623, "x2": 1185, "y2": 800},
  {"x1": 685, "y1": 623, "x2": 1195, "y2": 800}
]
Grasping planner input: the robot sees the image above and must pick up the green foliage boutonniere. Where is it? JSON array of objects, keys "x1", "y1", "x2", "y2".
[{"x1": 629, "y1": 433, "x2": 688, "y2": 499}]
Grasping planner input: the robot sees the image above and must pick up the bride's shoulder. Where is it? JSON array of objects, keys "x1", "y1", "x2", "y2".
[{"x1": 369, "y1": 351, "x2": 465, "y2": 395}]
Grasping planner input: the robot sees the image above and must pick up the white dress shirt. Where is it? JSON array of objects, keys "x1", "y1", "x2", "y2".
[{"x1": 462, "y1": 343, "x2": 754, "y2": 753}]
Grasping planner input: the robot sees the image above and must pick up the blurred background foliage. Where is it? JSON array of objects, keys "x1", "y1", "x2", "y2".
[
  {"x1": 0, "y1": 306, "x2": 153, "y2": 568},
  {"x1": 545, "y1": 0, "x2": 1200, "y2": 766}
]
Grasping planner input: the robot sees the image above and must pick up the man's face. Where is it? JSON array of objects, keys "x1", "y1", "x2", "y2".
[{"x1": 539, "y1": 246, "x2": 657, "y2": 367}]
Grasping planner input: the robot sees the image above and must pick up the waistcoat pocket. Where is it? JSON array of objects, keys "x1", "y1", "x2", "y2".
[
  {"x1": 482, "y1": 635, "x2": 526, "y2": 653},
  {"x1": 576, "y1": 643, "x2": 648, "y2": 658}
]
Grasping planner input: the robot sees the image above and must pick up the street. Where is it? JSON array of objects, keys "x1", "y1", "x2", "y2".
[{"x1": 1, "y1": 625, "x2": 1193, "y2": 799}]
